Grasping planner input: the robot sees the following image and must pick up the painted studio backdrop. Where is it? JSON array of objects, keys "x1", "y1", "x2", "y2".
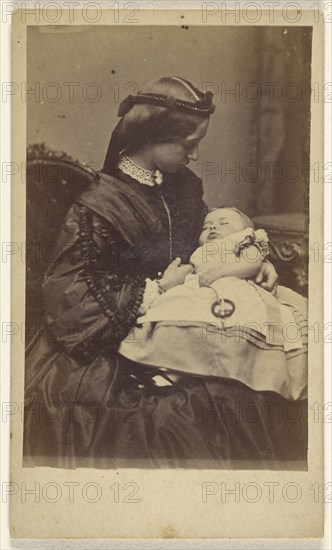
[{"x1": 27, "y1": 25, "x2": 312, "y2": 218}]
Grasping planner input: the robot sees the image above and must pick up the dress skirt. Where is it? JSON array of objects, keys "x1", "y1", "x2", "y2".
[{"x1": 23, "y1": 332, "x2": 307, "y2": 470}]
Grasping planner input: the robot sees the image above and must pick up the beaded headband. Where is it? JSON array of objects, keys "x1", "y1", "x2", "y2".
[{"x1": 117, "y1": 91, "x2": 215, "y2": 117}]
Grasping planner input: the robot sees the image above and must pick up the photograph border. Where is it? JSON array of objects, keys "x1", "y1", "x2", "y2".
[{"x1": 4, "y1": 2, "x2": 328, "y2": 542}]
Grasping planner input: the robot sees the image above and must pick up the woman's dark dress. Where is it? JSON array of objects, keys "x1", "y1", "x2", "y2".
[{"x1": 23, "y1": 167, "x2": 307, "y2": 469}]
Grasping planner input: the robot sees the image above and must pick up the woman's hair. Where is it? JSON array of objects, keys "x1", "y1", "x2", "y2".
[
  {"x1": 103, "y1": 76, "x2": 211, "y2": 173},
  {"x1": 207, "y1": 206, "x2": 255, "y2": 230}
]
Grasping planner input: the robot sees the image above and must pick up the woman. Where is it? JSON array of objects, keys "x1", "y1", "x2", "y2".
[{"x1": 24, "y1": 76, "x2": 306, "y2": 469}]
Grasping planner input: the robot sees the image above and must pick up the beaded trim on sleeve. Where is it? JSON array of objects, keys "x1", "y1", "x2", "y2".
[
  {"x1": 78, "y1": 206, "x2": 102, "y2": 265},
  {"x1": 75, "y1": 205, "x2": 146, "y2": 359}
]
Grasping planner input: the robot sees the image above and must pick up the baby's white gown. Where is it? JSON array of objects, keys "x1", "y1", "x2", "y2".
[{"x1": 119, "y1": 229, "x2": 308, "y2": 400}]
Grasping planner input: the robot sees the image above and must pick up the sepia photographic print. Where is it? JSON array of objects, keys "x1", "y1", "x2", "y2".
[{"x1": 9, "y1": 3, "x2": 325, "y2": 540}]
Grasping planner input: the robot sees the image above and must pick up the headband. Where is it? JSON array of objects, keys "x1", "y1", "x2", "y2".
[{"x1": 117, "y1": 91, "x2": 215, "y2": 117}]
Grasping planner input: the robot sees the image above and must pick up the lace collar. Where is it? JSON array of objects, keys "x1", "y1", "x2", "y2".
[{"x1": 118, "y1": 155, "x2": 163, "y2": 187}]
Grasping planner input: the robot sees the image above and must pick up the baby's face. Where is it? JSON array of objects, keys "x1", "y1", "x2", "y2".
[{"x1": 199, "y1": 209, "x2": 245, "y2": 245}]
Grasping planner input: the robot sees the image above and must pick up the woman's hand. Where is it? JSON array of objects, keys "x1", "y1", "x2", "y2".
[
  {"x1": 255, "y1": 259, "x2": 278, "y2": 293},
  {"x1": 159, "y1": 258, "x2": 193, "y2": 291}
]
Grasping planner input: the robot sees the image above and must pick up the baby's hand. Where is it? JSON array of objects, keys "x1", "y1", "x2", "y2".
[{"x1": 199, "y1": 267, "x2": 223, "y2": 287}]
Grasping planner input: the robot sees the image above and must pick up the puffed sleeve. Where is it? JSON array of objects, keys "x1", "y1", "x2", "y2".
[{"x1": 42, "y1": 203, "x2": 147, "y2": 362}]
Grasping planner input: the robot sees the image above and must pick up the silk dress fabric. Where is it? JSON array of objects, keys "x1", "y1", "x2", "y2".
[{"x1": 23, "y1": 168, "x2": 307, "y2": 468}]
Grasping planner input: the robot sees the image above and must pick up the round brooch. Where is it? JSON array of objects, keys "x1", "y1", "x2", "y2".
[{"x1": 211, "y1": 299, "x2": 235, "y2": 319}]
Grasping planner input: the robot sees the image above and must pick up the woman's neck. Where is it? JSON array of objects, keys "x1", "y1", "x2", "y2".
[{"x1": 126, "y1": 150, "x2": 155, "y2": 171}]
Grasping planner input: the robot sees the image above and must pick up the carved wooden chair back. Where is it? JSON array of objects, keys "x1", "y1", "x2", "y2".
[{"x1": 26, "y1": 144, "x2": 99, "y2": 343}]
